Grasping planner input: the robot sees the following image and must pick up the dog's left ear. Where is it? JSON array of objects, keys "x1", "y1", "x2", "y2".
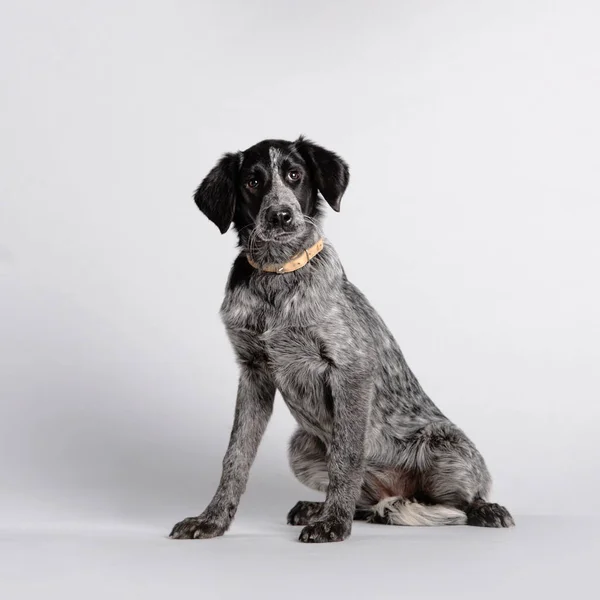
[
  {"x1": 295, "y1": 136, "x2": 350, "y2": 212},
  {"x1": 193, "y1": 152, "x2": 241, "y2": 234}
]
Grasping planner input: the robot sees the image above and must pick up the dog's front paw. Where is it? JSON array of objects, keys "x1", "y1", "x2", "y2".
[
  {"x1": 287, "y1": 501, "x2": 324, "y2": 526},
  {"x1": 298, "y1": 517, "x2": 351, "y2": 543},
  {"x1": 169, "y1": 516, "x2": 227, "y2": 540}
]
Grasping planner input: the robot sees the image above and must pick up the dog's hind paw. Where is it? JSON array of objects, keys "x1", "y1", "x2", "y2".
[
  {"x1": 287, "y1": 501, "x2": 324, "y2": 526},
  {"x1": 467, "y1": 502, "x2": 515, "y2": 528}
]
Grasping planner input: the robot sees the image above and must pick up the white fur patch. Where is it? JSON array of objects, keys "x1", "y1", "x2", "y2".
[
  {"x1": 269, "y1": 147, "x2": 286, "y2": 189},
  {"x1": 371, "y1": 497, "x2": 467, "y2": 526},
  {"x1": 269, "y1": 147, "x2": 281, "y2": 168}
]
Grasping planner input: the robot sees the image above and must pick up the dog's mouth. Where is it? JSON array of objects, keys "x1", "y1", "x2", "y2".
[
  {"x1": 254, "y1": 218, "x2": 307, "y2": 244},
  {"x1": 257, "y1": 229, "x2": 299, "y2": 242},
  {"x1": 247, "y1": 218, "x2": 319, "y2": 267}
]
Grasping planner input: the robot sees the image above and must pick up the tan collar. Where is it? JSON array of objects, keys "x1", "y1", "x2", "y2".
[{"x1": 247, "y1": 238, "x2": 324, "y2": 274}]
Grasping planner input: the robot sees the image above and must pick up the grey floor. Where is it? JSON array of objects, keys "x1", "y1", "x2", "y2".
[{"x1": 0, "y1": 516, "x2": 597, "y2": 599}]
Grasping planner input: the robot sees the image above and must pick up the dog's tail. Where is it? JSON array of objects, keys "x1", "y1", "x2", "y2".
[{"x1": 355, "y1": 497, "x2": 467, "y2": 526}]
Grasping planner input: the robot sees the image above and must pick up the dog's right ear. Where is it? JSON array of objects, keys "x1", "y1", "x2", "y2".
[{"x1": 193, "y1": 152, "x2": 241, "y2": 234}]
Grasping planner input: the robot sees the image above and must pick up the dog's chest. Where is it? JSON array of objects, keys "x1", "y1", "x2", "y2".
[{"x1": 221, "y1": 287, "x2": 335, "y2": 436}]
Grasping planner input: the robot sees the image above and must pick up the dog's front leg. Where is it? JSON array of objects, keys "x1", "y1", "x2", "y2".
[
  {"x1": 298, "y1": 370, "x2": 371, "y2": 543},
  {"x1": 170, "y1": 364, "x2": 275, "y2": 539}
]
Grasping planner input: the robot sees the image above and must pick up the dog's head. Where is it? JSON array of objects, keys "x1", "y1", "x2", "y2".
[{"x1": 193, "y1": 137, "x2": 349, "y2": 265}]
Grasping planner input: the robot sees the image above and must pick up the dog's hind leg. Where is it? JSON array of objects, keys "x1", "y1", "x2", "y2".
[
  {"x1": 287, "y1": 428, "x2": 394, "y2": 526},
  {"x1": 289, "y1": 428, "x2": 329, "y2": 493},
  {"x1": 354, "y1": 421, "x2": 514, "y2": 527},
  {"x1": 353, "y1": 461, "x2": 469, "y2": 526},
  {"x1": 397, "y1": 421, "x2": 514, "y2": 527},
  {"x1": 287, "y1": 429, "x2": 328, "y2": 525}
]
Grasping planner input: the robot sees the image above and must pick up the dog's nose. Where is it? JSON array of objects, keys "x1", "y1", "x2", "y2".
[{"x1": 267, "y1": 207, "x2": 294, "y2": 230}]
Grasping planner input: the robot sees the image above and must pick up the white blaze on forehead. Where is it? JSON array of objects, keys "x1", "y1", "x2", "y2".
[
  {"x1": 269, "y1": 147, "x2": 286, "y2": 189},
  {"x1": 269, "y1": 147, "x2": 282, "y2": 169},
  {"x1": 264, "y1": 145, "x2": 300, "y2": 214}
]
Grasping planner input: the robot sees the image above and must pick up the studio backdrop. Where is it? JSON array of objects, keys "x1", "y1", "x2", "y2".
[{"x1": 1, "y1": 0, "x2": 599, "y2": 529}]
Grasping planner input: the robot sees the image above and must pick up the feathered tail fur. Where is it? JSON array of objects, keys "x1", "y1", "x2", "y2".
[{"x1": 355, "y1": 497, "x2": 468, "y2": 526}]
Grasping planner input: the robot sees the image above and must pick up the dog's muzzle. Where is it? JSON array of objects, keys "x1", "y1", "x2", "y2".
[{"x1": 264, "y1": 205, "x2": 299, "y2": 233}]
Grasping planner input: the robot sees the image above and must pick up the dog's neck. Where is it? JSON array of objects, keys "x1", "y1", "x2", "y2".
[{"x1": 247, "y1": 238, "x2": 324, "y2": 274}]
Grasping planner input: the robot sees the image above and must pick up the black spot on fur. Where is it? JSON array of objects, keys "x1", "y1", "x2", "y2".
[
  {"x1": 318, "y1": 341, "x2": 335, "y2": 367},
  {"x1": 323, "y1": 382, "x2": 334, "y2": 416},
  {"x1": 227, "y1": 253, "x2": 254, "y2": 292}
]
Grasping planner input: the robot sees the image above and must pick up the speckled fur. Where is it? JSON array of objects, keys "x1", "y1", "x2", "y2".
[{"x1": 169, "y1": 137, "x2": 514, "y2": 543}]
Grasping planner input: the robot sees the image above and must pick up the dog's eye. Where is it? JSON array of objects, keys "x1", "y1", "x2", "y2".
[
  {"x1": 245, "y1": 178, "x2": 260, "y2": 190},
  {"x1": 287, "y1": 169, "x2": 301, "y2": 182}
]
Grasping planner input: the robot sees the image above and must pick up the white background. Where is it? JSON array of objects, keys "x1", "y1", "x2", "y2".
[{"x1": 1, "y1": 0, "x2": 599, "y2": 577}]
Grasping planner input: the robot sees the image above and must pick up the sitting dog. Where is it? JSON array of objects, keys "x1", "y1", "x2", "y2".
[{"x1": 170, "y1": 136, "x2": 514, "y2": 543}]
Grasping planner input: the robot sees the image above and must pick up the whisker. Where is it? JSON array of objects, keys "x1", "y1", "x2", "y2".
[
  {"x1": 237, "y1": 222, "x2": 255, "y2": 235},
  {"x1": 303, "y1": 215, "x2": 324, "y2": 238}
]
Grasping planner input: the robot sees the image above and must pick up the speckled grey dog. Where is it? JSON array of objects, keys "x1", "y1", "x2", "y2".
[{"x1": 169, "y1": 137, "x2": 514, "y2": 543}]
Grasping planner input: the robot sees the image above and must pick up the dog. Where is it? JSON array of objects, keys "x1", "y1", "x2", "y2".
[{"x1": 169, "y1": 136, "x2": 514, "y2": 543}]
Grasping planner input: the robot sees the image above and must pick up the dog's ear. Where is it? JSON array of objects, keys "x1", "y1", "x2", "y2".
[
  {"x1": 295, "y1": 136, "x2": 349, "y2": 212},
  {"x1": 193, "y1": 152, "x2": 241, "y2": 234}
]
